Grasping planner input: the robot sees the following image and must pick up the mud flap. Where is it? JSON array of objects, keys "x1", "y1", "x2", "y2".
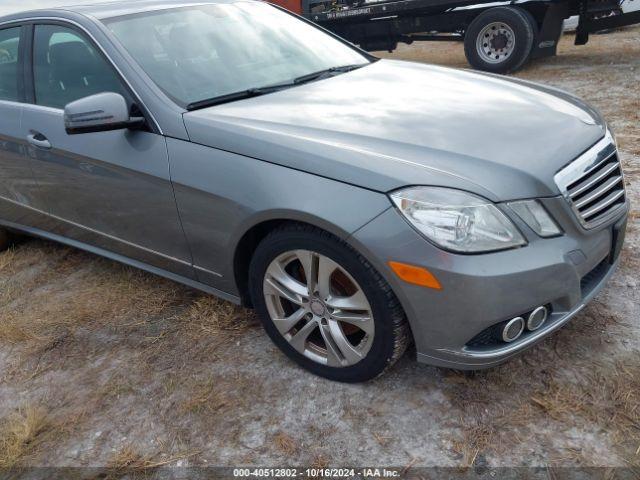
[{"x1": 531, "y1": 2, "x2": 568, "y2": 58}]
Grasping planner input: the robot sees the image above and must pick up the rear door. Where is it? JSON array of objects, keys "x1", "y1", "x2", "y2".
[
  {"x1": 0, "y1": 24, "x2": 43, "y2": 225},
  {"x1": 20, "y1": 22, "x2": 194, "y2": 278}
]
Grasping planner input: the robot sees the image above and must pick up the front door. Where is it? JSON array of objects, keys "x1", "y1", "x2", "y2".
[{"x1": 20, "y1": 22, "x2": 194, "y2": 278}]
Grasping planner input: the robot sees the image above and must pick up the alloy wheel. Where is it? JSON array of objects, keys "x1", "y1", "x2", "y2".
[{"x1": 263, "y1": 249, "x2": 375, "y2": 367}]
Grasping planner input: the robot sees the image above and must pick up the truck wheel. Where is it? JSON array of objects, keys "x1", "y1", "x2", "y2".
[{"x1": 464, "y1": 6, "x2": 536, "y2": 74}]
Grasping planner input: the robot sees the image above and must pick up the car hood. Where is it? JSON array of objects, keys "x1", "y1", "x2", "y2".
[{"x1": 183, "y1": 59, "x2": 605, "y2": 201}]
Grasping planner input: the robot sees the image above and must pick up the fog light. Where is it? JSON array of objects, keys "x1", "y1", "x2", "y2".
[
  {"x1": 527, "y1": 306, "x2": 548, "y2": 331},
  {"x1": 502, "y1": 317, "x2": 525, "y2": 343}
]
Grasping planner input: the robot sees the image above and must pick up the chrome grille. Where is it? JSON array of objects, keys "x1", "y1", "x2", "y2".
[{"x1": 555, "y1": 131, "x2": 627, "y2": 229}]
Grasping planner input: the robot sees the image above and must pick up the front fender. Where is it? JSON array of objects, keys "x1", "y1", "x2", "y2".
[{"x1": 167, "y1": 137, "x2": 391, "y2": 294}]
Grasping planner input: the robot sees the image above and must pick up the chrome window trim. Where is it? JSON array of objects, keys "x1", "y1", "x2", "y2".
[
  {"x1": 554, "y1": 129, "x2": 628, "y2": 230},
  {"x1": 0, "y1": 19, "x2": 23, "y2": 28},
  {"x1": 0, "y1": 15, "x2": 163, "y2": 134}
]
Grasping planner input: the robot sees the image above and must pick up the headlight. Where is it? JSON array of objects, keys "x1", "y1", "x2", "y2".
[
  {"x1": 507, "y1": 200, "x2": 562, "y2": 238},
  {"x1": 390, "y1": 187, "x2": 526, "y2": 253}
]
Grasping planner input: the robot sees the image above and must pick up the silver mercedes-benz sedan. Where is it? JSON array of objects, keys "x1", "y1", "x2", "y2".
[{"x1": 0, "y1": 0, "x2": 628, "y2": 382}]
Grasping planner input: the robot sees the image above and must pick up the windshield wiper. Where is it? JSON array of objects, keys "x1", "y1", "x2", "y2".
[
  {"x1": 186, "y1": 63, "x2": 368, "y2": 111},
  {"x1": 186, "y1": 82, "x2": 295, "y2": 110},
  {"x1": 292, "y1": 63, "x2": 367, "y2": 85}
]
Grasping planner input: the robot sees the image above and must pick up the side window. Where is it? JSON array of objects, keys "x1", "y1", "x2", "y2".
[
  {"x1": 33, "y1": 25, "x2": 128, "y2": 109},
  {"x1": 0, "y1": 27, "x2": 21, "y2": 102}
]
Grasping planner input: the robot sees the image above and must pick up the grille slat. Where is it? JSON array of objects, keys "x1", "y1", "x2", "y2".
[
  {"x1": 555, "y1": 133, "x2": 626, "y2": 229},
  {"x1": 573, "y1": 175, "x2": 623, "y2": 208},
  {"x1": 568, "y1": 150, "x2": 615, "y2": 183},
  {"x1": 568, "y1": 162, "x2": 618, "y2": 197},
  {"x1": 582, "y1": 189, "x2": 625, "y2": 219}
]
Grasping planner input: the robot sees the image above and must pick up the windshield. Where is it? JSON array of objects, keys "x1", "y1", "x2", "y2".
[{"x1": 104, "y1": 2, "x2": 370, "y2": 107}]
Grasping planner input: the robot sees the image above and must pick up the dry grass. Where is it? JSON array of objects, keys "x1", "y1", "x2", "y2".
[
  {"x1": 372, "y1": 432, "x2": 392, "y2": 447},
  {"x1": 444, "y1": 353, "x2": 640, "y2": 467},
  {"x1": 0, "y1": 245, "x2": 19, "y2": 272},
  {"x1": 108, "y1": 445, "x2": 152, "y2": 470},
  {"x1": 108, "y1": 445, "x2": 199, "y2": 472},
  {"x1": 451, "y1": 421, "x2": 495, "y2": 468},
  {"x1": 0, "y1": 240, "x2": 255, "y2": 384},
  {"x1": 0, "y1": 241, "x2": 259, "y2": 467},
  {"x1": 95, "y1": 372, "x2": 138, "y2": 402},
  {"x1": 179, "y1": 376, "x2": 230, "y2": 415},
  {"x1": 175, "y1": 294, "x2": 256, "y2": 340},
  {"x1": 531, "y1": 360, "x2": 640, "y2": 466},
  {"x1": 0, "y1": 314, "x2": 40, "y2": 344},
  {"x1": 310, "y1": 453, "x2": 329, "y2": 469},
  {"x1": 273, "y1": 432, "x2": 298, "y2": 456},
  {"x1": 0, "y1": 244, "x2": 184, "y2": 350},
  {"x1": 0, "y1": 406, "x2": 54, "y2": 468}
]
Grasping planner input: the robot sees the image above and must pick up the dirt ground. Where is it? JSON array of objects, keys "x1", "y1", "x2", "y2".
[{"x1": 1, "y1": 27, "x2": 639, "y2": 475}]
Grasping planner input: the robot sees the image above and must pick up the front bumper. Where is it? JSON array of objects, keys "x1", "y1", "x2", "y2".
[{"x1": 350, "y1": 196, "x2": 628, "y2": 370}]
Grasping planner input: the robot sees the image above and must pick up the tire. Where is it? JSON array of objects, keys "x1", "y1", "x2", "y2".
[
  {"x1": 464, "y1": 6, "x2": 536, "y2": 74},
  {"x1": 248, "y1": 224, "x2": 410, "y2": 383},
  {"x1": 0, "y1": 228, "x2": 12, "y2": 251}
]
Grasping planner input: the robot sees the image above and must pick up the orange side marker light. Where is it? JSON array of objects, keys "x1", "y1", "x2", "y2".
[{"x1": 388, "y1": 261, "x2": 442, "y2": 290}]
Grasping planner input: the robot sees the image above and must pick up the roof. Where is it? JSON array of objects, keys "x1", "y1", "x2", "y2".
[
  {"x1": 71, "y1": 0, "x2": 231, "y2": 19},
  {"x1": 1, "y1": 0, "x2": 234, "y2": 22}
]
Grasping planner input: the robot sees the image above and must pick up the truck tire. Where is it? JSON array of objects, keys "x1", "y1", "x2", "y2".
[{"x1": 464, "y1": 6, "x2": 536, "y2": 74}]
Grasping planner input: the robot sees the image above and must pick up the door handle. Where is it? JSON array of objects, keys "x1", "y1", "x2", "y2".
[{"x1": 27, "y1": 131, "x2": 52, "y2": 150}]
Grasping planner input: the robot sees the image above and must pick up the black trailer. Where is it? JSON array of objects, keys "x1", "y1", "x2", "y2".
[{"x1": 279, "y1": 0, "x2": 640, "y2": 72}]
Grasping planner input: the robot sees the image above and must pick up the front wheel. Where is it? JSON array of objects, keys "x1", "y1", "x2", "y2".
[
  {"x1": 249, "y1": 224, "x2": 410, "y2": 382},
  {"x1": 464, "y1": 6, "x2": 536, "y2": 74}
]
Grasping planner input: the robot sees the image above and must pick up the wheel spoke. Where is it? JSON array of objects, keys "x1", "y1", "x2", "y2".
[
  {"x1": 332, "y1": 310, "x2": 374, "y2": 336},
  {"x1": 319, "y1": 323, "x2": 345, "y2": 367},
  {"x1": 326, "y1": 289, "x2": 369, "y2": 311},
  {"x1": 288, "y1": 319, "x2": 318, "y2": 353},
  {"x1": 265, "y1": 262, "x2": 308, "y2": 305},
  {"x1": 317, "y1": 255, "x2": 338, "y2": 301},
  {"x1": 326, "y1": 319, "x2": 364, "y2": 365},
  {"x1": 272, "y1": 308, "x2": 307, "y2": 335},
  {"x1": 294, "y1": 250, "x2": 318, "y2": 294},
  {"x1": 264, "y1": 277, "x2": 304, "y2": 306}
]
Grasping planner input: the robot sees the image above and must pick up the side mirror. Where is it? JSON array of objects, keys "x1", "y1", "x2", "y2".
[{"x1": 64, "y1": 92, "x2": 145, "y2": 135}]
